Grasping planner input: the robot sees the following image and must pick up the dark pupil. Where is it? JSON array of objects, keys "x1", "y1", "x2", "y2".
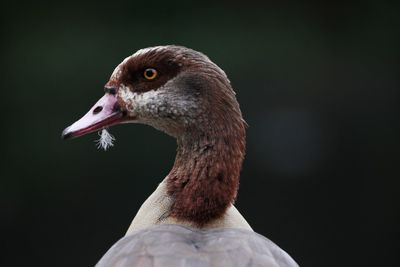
[{"x1": 146, "y1": 69, "x2": 154, "y2": 77}]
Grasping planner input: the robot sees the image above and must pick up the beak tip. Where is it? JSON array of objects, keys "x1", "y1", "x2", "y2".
[{"x1": 61, "y1": 127, "x2": 72, "y2": 140}]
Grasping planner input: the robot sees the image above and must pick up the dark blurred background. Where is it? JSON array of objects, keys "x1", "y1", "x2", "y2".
[{"x1": 1, "y1": 0, "x2": 399, "y2": 266}]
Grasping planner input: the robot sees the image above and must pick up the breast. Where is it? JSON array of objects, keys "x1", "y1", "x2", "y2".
[{"x1": 96, "y1": 224, "x2": 299, "y2": 267}]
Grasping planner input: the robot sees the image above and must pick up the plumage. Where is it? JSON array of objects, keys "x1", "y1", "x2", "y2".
[
  {"x1": 97, "y1": 225, "x2": 297, "y2": 267},
  {"x1": 62, "y1": 45, "x2": 299, "y2": 267}
]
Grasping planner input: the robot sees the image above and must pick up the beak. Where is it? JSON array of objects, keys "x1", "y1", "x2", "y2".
[{"x1": 61, "y1": 93, "x2": 127, "y2": 140}]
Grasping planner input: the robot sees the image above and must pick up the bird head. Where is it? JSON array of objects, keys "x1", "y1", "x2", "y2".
[{"x1": 62, "y1": 45, "x2": 242, "y2": 144}]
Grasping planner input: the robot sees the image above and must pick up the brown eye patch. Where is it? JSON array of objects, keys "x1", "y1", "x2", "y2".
[{"x1": 118, "y1": 49, "x2": 183, "y2": 93}]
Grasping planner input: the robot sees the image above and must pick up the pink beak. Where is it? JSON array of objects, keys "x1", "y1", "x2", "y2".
[{"x1": 62, "y1": 93, "x2": 127, "y2": 140}]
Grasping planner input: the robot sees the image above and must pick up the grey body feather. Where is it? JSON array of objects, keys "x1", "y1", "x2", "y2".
[{"x1": 96, "y1": 224, "x2": 298, "y2": 267}]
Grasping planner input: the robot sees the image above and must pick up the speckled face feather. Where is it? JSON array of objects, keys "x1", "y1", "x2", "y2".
[
  {"x1": 117, "y1": 81, "x2": 203, "y2": 137},
  {"x1": 106, "y1": 45, "x2": 246, "y2": 226}
]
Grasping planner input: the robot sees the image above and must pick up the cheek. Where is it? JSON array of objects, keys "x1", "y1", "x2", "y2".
[
  {"x1": 117, "y1": 86, "x2": 137, "y2": 115},
  {"x1": 118, "y1": 86, "x2": 202, "y2": 126},
  {"x1": 140, "y1": 99, "x2": 165, "y2": 118},
  {"x1": 118, "y1": 88, "x2": 165, "y2": 119}
]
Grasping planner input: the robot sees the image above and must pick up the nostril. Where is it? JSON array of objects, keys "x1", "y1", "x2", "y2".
[{"x1": 93, "y1": 106, "x2": 103, "y2": 114}]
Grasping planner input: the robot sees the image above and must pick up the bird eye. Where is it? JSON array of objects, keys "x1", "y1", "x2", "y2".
[{"x1": 143, "y1": 68, "x2": 158, "y2": 80}]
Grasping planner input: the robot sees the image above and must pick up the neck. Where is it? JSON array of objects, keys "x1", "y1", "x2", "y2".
[{"x1": 166, "y1": 116, "x2": 246, "y2": 226}]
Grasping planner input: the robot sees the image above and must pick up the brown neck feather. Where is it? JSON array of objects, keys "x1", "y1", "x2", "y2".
[{"x1": 166, "y1": 110, "x2": 246, "y2": 226}]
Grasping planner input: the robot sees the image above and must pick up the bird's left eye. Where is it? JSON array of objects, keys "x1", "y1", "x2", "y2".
[{"x1": 143, "y1": 68, "x2": 158, "y2": 80}]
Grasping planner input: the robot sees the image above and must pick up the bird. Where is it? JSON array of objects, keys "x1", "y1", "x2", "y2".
[{"x1": 62, "y1": 45, "x2": 299, "y2": 267}]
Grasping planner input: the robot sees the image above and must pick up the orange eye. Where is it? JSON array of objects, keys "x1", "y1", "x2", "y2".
[{"x1": 143, "y1": 68, "x2": 158, "y2": 80}]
